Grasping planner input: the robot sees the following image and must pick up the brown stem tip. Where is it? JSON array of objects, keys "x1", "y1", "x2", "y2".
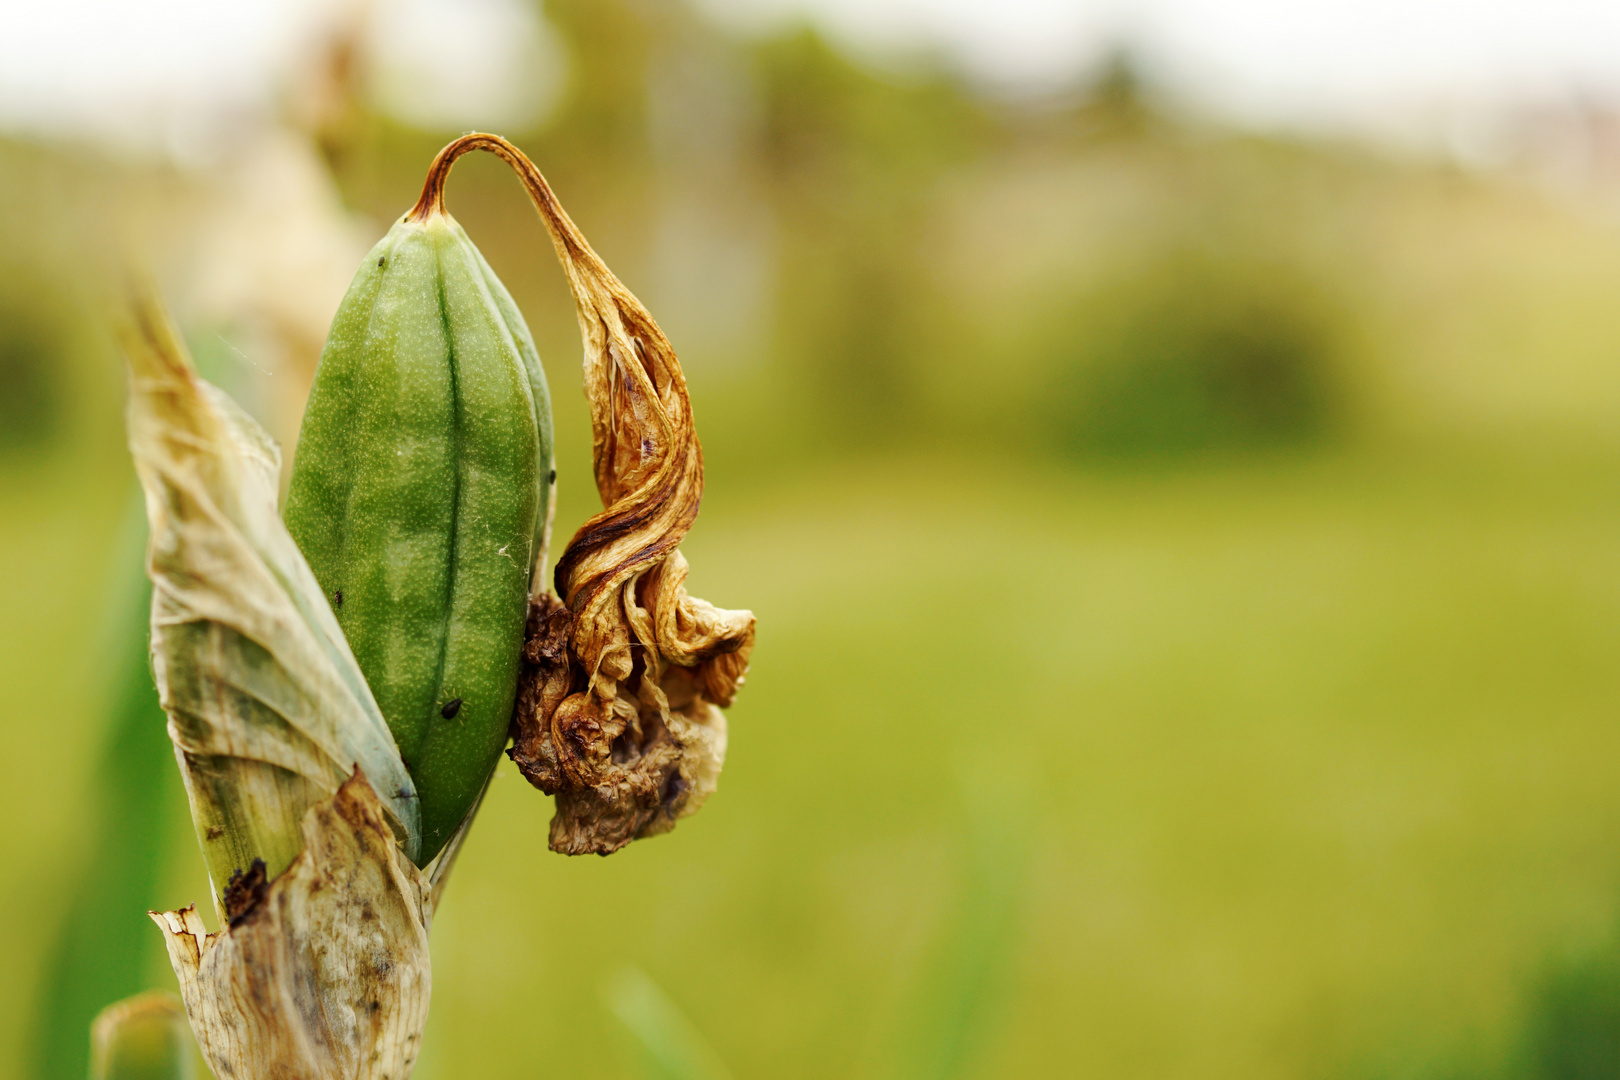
[{"x1": 406, "y1": 132, "x2": 613, "y2": 295}]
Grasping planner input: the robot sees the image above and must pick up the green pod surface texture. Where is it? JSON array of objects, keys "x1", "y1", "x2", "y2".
[{"x1": 285, "y1": 212, "x2": 554, "y2": 864}]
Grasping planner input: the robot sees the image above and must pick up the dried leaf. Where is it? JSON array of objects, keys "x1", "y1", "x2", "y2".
[
  {"x1": 122, "y1": 287, "x2": 422, "y2": 898},
  {"x1": 408, "y1": 134, "x2": 756, "y2": 854},
  {"x1": 151, "y1": 771, "x2": 432, "y2": 1080}
]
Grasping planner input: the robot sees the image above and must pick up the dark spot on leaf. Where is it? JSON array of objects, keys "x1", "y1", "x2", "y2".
[
  {"x1": 441, "y1": 697, "x2": 463, "y2": 719},
  {"x1": 223, "y1": 858, "x2": 269, "y2": 927},
  {"x1": 548, "y1": 469, "x2": 556, "y2": 484},
  {"x1": 205, "y1": 825, "x2": 225, "y2": 840},
  {"x1": 334, "y1": 589, "x2": 343, "y2": 607}
]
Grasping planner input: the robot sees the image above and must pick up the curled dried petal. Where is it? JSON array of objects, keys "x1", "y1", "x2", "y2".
[{"x1": 408, "y1": 134, "x2": 755, "y2": 854}]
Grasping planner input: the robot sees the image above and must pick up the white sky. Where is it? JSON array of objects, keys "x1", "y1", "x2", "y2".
[{"x1": 2, "y1": 0, "x2": 1619, "y2": 149}]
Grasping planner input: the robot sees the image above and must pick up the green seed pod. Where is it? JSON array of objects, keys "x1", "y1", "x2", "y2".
[{"x1": 285, "y1": 205, "x2": 553, "y2": 864}]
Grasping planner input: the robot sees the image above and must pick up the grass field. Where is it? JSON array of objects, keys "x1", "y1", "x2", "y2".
[
  {"x1": 4, "y1": 417, "x2": 1619, "y2": 1079},
  {"x1": 407, "y1": 441, "x2": 1620, "y2": 1079}
]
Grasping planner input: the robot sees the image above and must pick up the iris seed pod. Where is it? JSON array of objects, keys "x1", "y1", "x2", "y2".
[
  {"x1": 401, "y1": 134, "x2": 757, "y2": 855},
  {"x1": 284, "y1": 201, "x2": 554, "y2": 864}
]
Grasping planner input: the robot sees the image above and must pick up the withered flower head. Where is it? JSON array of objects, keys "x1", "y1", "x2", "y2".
[{"x1": 410, "y1": 134, "x2": 756, "y2": 854}]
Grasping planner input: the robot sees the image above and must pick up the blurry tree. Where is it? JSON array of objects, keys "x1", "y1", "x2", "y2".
[
  {"x1": 751, "y1": 29, "x2": 989, "y2": 445},
  {"x1": 305, "y1": 1, "x2": 1374, "y2": 463},
  {"x1": 0, "y1": 292, "x2": 64, "y2": 452},
  {"x1": 540, "y1": 0, "x2": 658, "y2": 182},
  {"x1": 1046, "y1": 48, "x2": 1159, "y2": 146},
  {"x1": 312, "y1": 2, "x2": 995, "y2": 454},
  {"x1": 1086, "y1": 50, "x2": 1152, "y2": 135},
  {"x1": 1045, "y1": 252, "x2": 1345, "y2": 457}
]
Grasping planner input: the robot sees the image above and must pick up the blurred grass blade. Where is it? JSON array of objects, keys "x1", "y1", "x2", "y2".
[
  {"x1": 901, "y1": 768, "x2": 1033, "y2": 1080},
  {"x1": 605, "y1": 967, "x2": 733, "y2": 1080},
  {"x1": 29, "y1": 499, "x2": 190, "y2": 1080},
  {"x1": 121, "y1": 285, "x2": 421, "y2": 901},
  {"x1": 90, "y1": 991, "x2": 196, "y2": 1080}
]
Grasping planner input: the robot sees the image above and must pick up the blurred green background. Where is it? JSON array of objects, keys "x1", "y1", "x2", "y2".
[{"x1": 4, "y1": 1, "x2": 1620, "y2": 1078}]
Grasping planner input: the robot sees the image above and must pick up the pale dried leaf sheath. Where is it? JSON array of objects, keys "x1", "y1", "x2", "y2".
[
  {"x1": 152, "y1": 771, "x2": 432, "y2": 1080},
  {"x1": 123, "y1": 289, "x2": 421, "y2": 897},
  {"x1": 411, "y1": 134, "x2": 755, "y2": 854}
]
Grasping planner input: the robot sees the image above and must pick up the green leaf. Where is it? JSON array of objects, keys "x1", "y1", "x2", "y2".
[
  {"x1": 89, "y1": 992, "x2": 195, "y2": 1080},
  {"x1": 29, "y1": 501, "x2": 189, "y2": 1080},
  {"x1": 605, "y1": 967, "x2": 733, "y2": 1080}
]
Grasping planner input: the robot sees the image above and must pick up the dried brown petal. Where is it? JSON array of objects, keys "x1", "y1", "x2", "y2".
[{"x1": 407, "y1": 134, "x2": 755, "y2": 854}]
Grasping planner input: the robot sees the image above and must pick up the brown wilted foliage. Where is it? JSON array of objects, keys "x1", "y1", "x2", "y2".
[{"x1": 409, "y1": 134, "x2": 756, "y2": 855}]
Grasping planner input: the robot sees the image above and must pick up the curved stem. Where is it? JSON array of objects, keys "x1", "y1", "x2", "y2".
[{"x1": 406, "y1": 132, "x2": 610, "y2": 287}]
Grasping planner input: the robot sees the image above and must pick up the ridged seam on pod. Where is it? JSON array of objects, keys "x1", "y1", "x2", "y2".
[
  {"x1": 284, "y1": 194, "x2": 554, "y2": 865},
  {"x1": 401, "y1": 134, "x2": 757, "y2": 855}
]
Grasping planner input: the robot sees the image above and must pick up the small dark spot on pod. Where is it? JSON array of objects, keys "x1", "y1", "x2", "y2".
[
  {"x1": 548, "y1": 469, "x2": 556, "y2": 484},
  {"x1": 441, "y1": 697, "x2": 463, "y2": 719},
  {"x1": 378, "y1": 256, "x2": 386, "y2": 268},
  {"x1": 333, "y1": 589, "x2": 343, "y2": 607}
]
